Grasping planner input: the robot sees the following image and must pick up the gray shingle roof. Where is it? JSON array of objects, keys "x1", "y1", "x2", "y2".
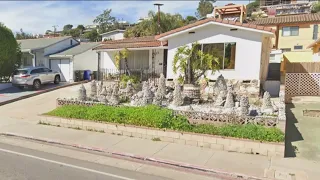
[
  {"x1": 50, "y1": 42, "x2": 100, "y2": 57},
  {"x1": 18, "y1": 36, "x2": 72, "y2": 51}
]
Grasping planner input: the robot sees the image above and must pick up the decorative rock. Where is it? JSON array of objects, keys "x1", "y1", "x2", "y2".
[
  {"x1": 125, "y1": 80, "x2": 135, "y2": 98},
  {"x1": 157, "y1": 73, "x2": 166, "y2": 98},
  {"x1": 172, "y1": 79, "x2": 184, "y2": 106},
  {"x1": 97, "y1": 81, "x2": 103, "y2": 96},
  {"x1": 239, "y1": 96, "x2": 249, "y2": 115},
  {"x1": 224, "y1": 91, "x2": 235, "y2": 108},
  {"x1": 78, "y1": 84, "x2": 87, "y2": 101},
  {"x1": 106, "y1": 85, "x2": 113, "y2": 99},
  {"x1": 165, "y1": 92, "x2": 173, "y2": 102},
  {"x1": 99, "y1": 86, "x2": 107, "y2": 103},
  {"x1": 262, "y1": 91, "x2": 273, "y2": 114}
]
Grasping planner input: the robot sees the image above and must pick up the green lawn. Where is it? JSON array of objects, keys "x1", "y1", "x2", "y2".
[{"x1": 46, "y1": 105, "x2": 284, "y2": 142}]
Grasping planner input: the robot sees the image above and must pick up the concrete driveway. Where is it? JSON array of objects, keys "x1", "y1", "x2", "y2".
[{"x1": 0, "y1": 82, "x2": 70, "y2": 104}]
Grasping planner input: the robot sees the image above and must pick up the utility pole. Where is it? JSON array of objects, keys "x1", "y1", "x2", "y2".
[
  {"x1": 154, "y1": 3, "x2": 163, "y2": 35},
  {"x1": 52, "y1": 25, "x2": 58, "y2": 37}
]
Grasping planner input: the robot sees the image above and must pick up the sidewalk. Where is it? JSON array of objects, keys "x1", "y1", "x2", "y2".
[{"x1": 0, "y1": 117, "x2": 318, "y2": 180}]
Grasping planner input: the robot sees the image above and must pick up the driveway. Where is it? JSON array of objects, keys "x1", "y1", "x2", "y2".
[
  {"x1": 0, "y1": 82, "x2": 70, "y2": 104},
  {"x1": 285, "y1": 99, "x2": 320, "y2": 162}
]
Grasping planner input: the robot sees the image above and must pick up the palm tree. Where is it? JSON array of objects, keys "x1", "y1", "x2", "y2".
[
  {"x1": 114, "y1": 48, "x2": 131, "y2": 75},
  {"x1": 173, "y1": 42, "x2": 220, "y2": 85}
]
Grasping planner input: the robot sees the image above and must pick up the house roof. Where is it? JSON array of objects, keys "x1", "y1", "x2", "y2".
[
  {"x1": 49, "y1": 42, "x2": 100, "y2": 57},
  {"x1": 100, "y1": 29, "x2": 125, "y2": 36},
  {"x1": 94, "y1": 36, "x2": 167, "y2": 50},
  {"x1": 18, "y1": 36, "x2": 73, "y2": 51},
  {"x1": 155, "y1": 18, "x2": 275, "y2": 40},
  {"x1": 250, "y1": 13, "x2": 320, "y2": 26}
]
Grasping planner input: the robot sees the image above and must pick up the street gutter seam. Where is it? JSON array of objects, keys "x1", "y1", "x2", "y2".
[{"x1": 0, "y1": 132, "x2": 264, "y2": 180}]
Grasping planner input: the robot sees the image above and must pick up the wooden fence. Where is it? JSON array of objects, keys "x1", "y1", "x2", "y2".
[{"x1": 285, "y1": 62, "x2": 320, "y2": 73}]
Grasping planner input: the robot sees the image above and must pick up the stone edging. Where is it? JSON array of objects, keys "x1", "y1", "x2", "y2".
[
  {"x1": 0, "y1": 81, "x2": 88, "y2": 107},
  {"x1": 40, "y1": 115, "x2": 285, "y2": 157}
]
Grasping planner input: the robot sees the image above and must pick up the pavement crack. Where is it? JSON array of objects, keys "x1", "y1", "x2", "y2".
[
  {"x1": 203, "y1": 151, "x2": 215, "y2": 166},
  {"x1": 151, "y1": 142, "x2": 170, "y2": 157}
]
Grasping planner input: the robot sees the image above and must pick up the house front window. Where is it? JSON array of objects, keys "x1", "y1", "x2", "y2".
[
  {"x1": 282, "y1": 26, "x2": 299, "y2": 36},
  {"x1": 294, "y1": 45, "x2": 303, "y2": 50},
  {"x1": 196, "y1": 42, "x2": 236, "y2": 70}
]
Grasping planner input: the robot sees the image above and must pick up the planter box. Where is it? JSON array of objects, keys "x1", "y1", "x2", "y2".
[
  {"x1": 40, "y1": 115, "x2": 285, "y2": 158},
  {"x1": 0, "y1": 83, "x2": 12, "y2": 91}
]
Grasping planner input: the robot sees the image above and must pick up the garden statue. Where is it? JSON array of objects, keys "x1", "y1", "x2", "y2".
[
  {"x1": 90, "y1": 80, "x2": 97, "y2": 98},
  {"x1": 172, "y1": 79, "x2": 184, "y2": 106},
  {"x1": 224, "y1": 91, "x2": 235, "y2": 108},
  {"x1": 78, "y1": 84, "x2": 87, "y2": 101},
  {"x1": 262, "y1": 91, "x2": 273, "y2": 114},
  {"x1": 239, "y1": 96, "x2": 249, "y2": 115},
  {"x1": 199, "y1": 78, "x2": 208, "y2": 100},
  {"x1": 156, "y1": 73, "x2": 166, "y2": 98},
  {"x1": 125, "y1": 80, "x2": 135, "y2": 98},
  {"x1": 99, "y1": 86, "x2": 107, "y2": 103},
  {"x1": 109, "y1": 84, "x2": 120, "y2": 105},
  {"x1": 141, "y1": 81, "x2": 153, "y2": 106},
  {"x1": 214, "y1": 75, "x2": 227, "y2": 96},
  {"x1": 214, "y1": 90, "x2": 225, "y2": 107}
]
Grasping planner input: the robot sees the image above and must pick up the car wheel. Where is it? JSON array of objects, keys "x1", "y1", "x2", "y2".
[
  {"x1": 54, "y1": 75, "x2": 60, "y2": 84},
  {"x1": 33, "y1": 80, "x2": 41, "y2": 90}
]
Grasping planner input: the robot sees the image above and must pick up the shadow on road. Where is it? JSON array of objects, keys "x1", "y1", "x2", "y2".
[
  {"x1": 0, "y1": 83, "x2": 68, "y2": 95},
  {"x1": 285, "y1": 103, "x2": 304, "y2": 158}
]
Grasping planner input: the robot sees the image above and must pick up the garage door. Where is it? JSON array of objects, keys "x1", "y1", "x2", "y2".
[{"x1": 50, "y1": 59, "x2": 70, "y2": 82}]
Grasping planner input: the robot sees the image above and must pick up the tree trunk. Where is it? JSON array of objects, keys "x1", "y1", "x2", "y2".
[{"x1": 124, "y1": 58, "x2": 131, "y2": 76}]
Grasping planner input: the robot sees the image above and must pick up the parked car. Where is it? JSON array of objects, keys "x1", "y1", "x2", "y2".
[{"x1": 12, "y1": 67, "x2": 61, "y2": 90}]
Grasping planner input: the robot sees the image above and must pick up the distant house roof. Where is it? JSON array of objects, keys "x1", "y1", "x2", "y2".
[
  {"x1": 49, "y1": 42, "x2": 100, "y2": 57},
  {"x1": 251, "y1": 13, "x2": 320, "y2": 26},
  {"x1": 155, "y1": 18, "x2": 274, "y2": 40},
  {"x1": 100, "y1": 29, "x2": 125, "y2": 36},
  {"x1": 18, "y1": 36, "x2": 73, "y2": 51},
  {"x1": 94, "y1": 36, "x2": 167, "y2": 50}
]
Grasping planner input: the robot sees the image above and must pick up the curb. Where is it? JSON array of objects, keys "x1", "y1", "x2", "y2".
[
  {"x1": 0, "y1": 81, "x2": 88, "y2": 106},
  {"x1": 0, "y1": 132, "x2": 264, "y2": 180}
]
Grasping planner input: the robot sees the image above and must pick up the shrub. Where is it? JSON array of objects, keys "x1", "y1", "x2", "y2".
[
  {"x1": 46, "y1": 105, "x2": 285, "y2": 142},
  {"x1": 120, "y1": 75, "x2": 140, "y2": 88}
]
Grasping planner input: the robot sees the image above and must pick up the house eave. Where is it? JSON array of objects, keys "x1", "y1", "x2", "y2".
[{"x1": 95, "y1": 46, "x2": 168, "y2": 52}]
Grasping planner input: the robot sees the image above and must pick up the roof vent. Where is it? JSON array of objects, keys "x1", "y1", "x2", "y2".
[
  {"x1": 230, "y1": 28, "x2": 238, "y2": 31},
  {"x1": 188, "y1": 31, "x2": 195, "y2": 34}
]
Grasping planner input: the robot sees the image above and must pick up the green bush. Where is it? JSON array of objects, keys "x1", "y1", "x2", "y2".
[
  {"x1": 120, "y1": 75, "x2": 139, "y2": 88},
  {"x1": 46, "y1": 105, "x2": 284, "y2": 142}
]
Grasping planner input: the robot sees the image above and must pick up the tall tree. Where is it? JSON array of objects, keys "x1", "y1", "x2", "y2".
[
  {"x1": 62, "y1": 24, "x2": 73, "y2": 35},
  {"x1": 195, "y1": 0, "x2": 215, "y2": 19},
  {"x1": 45, "y1": 30, "x2": 52, "y2": 35},
  {"x1": 83, "y1": 29, "x2": 100, "y2": 42},
  {"x1": 76, "y1": 24, "x2": 85, "y2": 34},
  {"x1": 312, "y1": 1, "x2": 320, "y2": 13},
  {"x1": 185, "y1": 16, "x2": 198, "y2": 24},
  {"x1": 124, "y1": 11, "x2": 186, "y2": 38},
  {"x1": 69, "y1": 29, "x2": 80, "y2": 38},
  {"x1": 93, "y1": 9, "x2": 116, "y2": 33},
  {"x1": 15, "y1": 28, "x2": 36, "y2": 40},
  {"x1": 0, "y1": 23, "x2": 21, "y2": 82}
]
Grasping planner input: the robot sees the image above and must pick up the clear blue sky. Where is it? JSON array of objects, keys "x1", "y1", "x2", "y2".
[{"x1": 0, "y1": 1, "x2": 250, "y2": 34}]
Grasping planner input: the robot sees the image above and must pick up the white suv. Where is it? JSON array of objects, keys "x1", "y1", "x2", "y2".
[{"x1": 12, "y1": 67, "x2": 61, "y2": 90}]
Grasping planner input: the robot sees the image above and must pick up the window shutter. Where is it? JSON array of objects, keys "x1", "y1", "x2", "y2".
[{"x1": 313, "y1": 24, "x2": 318, "y2": 40}]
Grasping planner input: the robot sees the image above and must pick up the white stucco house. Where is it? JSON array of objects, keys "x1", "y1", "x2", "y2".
[
  {"x1": 101, "y1": 29, "x2": 125, "y2": 42},
  {"x1": 49, "y1": 42, "x2": 100, "y2": 82},
  {"x1": 95, "y1": 18, "x2": 275, "y2": 85},
  {"x1": 18, "y1": 36, "x2": 79, "y2": 68}
]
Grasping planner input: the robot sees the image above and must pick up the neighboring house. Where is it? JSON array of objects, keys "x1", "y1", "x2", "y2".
[
  {"x1": 94, "y1": 36, "x2": 167, "y2": 76},
  {"x1": 49, "y1": 42, "x2": 100, "y2": 82},
  {"x1": 156, "y1": 18, "x2": 274, "y2": 82},
  {"x1": 100, "y1": 29, "x2": 125, "y2": 42},
  {"x1": 95, "y1": 18, "x2": 274, "y2": 86},
  {"x1": 251, "y1": 13, "x2": 320, "y2": 62},
  {"x1": 18, "y1": 36, "x2": 79, "y2": 68}
]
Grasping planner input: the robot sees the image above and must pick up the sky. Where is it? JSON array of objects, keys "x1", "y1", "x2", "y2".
[{"x1": 0, "y1": 0, "x2": 250, "y2": 35}]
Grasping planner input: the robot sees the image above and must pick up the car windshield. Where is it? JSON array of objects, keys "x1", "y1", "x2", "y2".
[{"x1": 13, "y1": 70, "x2": 28, "y2": 75}]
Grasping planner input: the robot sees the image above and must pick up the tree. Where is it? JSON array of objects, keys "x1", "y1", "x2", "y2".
[
  {"x1": 0, "y1": 23, "x2": 21, "y2": 82},
  {"x1": 76, "y1": 25, "x2": 85, "y2": 34},
  {"x1": 173, "y1": 42, "x2": 219, "y2": 85},
  {"x1": 63, "y1": 24, "x2": 73, "y2": 31},
  {"x1": 195, "y1": 0, "x2": 215, "y2": 19},
  {"x1": 246, "y1": 0, "x2": 260, "y2": 17},
  {"x1": 124, "y1": 10, "x2": 186, "y2": 38},
  {"x1": 114, "y1": 48, "x2": 131, "y2": 75},
  {"x1": 16, "y1": 28, "x2": 36, "y2": 40},
  {"x1": 83, "y1": 29, "x2": 100, "y2": 42},
  {"x1": 69, "y1": 28, "x2": 80, "y2": 38},
  {"x1": 93, "y1": 9, "x2": 116, "y2": 33},
  {"x1": 185, "y1": 16, "x2": 198, "y2": 24},
  {"x1": 312, "y1": 2, "x2": 320, "y2": 13},
  {"x1": 45, "y1": 30, "x2": 52, "y2": 35}
]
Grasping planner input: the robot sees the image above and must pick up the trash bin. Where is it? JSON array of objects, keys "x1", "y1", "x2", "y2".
[{"x1": 83, "y1": 70, "x2": 91, "y2": 80}]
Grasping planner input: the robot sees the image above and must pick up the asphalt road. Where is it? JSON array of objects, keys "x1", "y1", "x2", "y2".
[{"x1": 0, "y1": 142, "x2": 169, "y2": 180}]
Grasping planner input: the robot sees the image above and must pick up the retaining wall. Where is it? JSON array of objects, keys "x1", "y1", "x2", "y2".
[{"x1": 40, "y1": 115, "x2": 285, "y2": 157}]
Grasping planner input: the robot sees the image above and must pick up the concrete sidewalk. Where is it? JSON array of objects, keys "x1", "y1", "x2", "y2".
[{"x1": 0, "y1": 117, "x2": 318, "y2": 180}]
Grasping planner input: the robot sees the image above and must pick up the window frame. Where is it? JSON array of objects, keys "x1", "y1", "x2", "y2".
[
  {"x1": 282, "y1": 26, "x2": 299, "y2": 37},
  {"x1": 313, "y1": 24, "x2": 318, "y2": 40},
  {"x1": 294, "y1": 45, "x2": 303, "y2": 50}
]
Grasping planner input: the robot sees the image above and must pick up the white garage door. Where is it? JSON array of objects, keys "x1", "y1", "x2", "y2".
[{"x1": 50, "y1": 59, "x2": 70, "y2": 82}]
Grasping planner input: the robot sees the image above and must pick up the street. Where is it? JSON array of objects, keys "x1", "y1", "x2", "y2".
[{"x1": 0, "y1": 142, "x2": 169, "y2": 180}]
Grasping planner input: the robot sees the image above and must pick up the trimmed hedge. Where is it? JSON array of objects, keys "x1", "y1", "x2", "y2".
[{"x1": 46, "y1": 105, "x2": 284, "y2": 142}]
